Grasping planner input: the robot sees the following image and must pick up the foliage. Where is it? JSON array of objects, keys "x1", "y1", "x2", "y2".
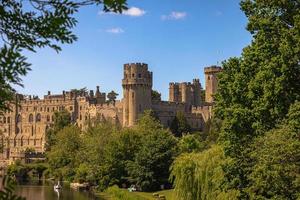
[
  {"x1": 46, "y1": 111, "x2": 178, "y2": 191},
  {"x1": 170, "y1": 112, "x2": 191, "y2": 137},
  {"x1": 0, "y1": 0, "x2": 127, "y2": 112},
  {"x1": 202, "y1": 117, "x2": 222, "y2": 145},
  {"x1": 126, "y1": 112, "x2": 178, "y2": 191},
  {"x1": 151, "y1": 90, "x2": 161, "y2": 101},
  {"x1": 247, "y1": 102, "x2": 300, "y2": 199},
  {"x1": 170, "y1": 145, "x2": 239, "y2": 200},
  {"x1": 214, "y1": 0, "x2": 300, "y2": 197},
  {"x1": 45, "y1": 110, "x2": 71, "y2": 150},
  {"x1": 0, "y1": 175, "x2": 25, "y2": 200},
  {"x1": 70, "y1": 87, "x2": 88, "y2": 96},
  {"x1": 178, "y1": 134, "x2": 205, "y2": 153},
  {"x1": 7, "y1": 160, "x2": 29, "y2": 181},
  {"x1": 107, "y1": 90, "x2": 119, "y2": 104},
  {"x1": 97, "y1": 128, "x2": 140, "y2": 190},
  {"x1": 47, "y1": 125, "x2": 82, "y2": 181}
]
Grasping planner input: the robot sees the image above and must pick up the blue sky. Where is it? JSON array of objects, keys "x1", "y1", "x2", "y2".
[{"x1": 19, "y1": 0, "x2": 252, "y2": 100}]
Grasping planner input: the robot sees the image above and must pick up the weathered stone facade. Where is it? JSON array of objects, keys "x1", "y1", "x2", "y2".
[{"x1": 0, "y1": 63, "x2": 221, "y2": 164}]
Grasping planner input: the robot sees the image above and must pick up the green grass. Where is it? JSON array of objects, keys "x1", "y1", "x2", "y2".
[{"x1": 97, "y1": 187, "x2": 175, "y2": 200}]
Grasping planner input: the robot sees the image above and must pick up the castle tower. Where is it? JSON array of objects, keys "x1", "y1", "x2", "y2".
[
  {"x1": 122, "y1": 63, "x2": 153, "y2": 126},
  {"x1": 204, "y1": 66, "x2": 222, "y2": 103},
  {"x1": 169, "y1": 83, "x2": 179, "y2": 102},
  {"x1": 193, "y1": 79, "x2": 202, "y2": 106}
]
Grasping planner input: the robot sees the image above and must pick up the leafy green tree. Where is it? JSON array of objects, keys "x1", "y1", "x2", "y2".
[
  {"x1": 151, "y1": 90, "x2": 161, "y2": 101},
  {"x1": 71, "y1": 87, "x2": 88, "y2": 96},
  {"x1": 170, "y1": 112, "x2": 191, "y2": 137},
  {"x1": 126, "y1": 113, "x2": 178, "y2": 191},
  {"x1": 215, "y1": 0, "x2": 300, "y2": 196},
  {"x1": 107, "y1": 90, "x2": 119, "y2": 104},
  {"x1": 170, "y1": 145, "x2": 239, "y2": 200},
  {"x1": 47, "y1": 125, "x2": 82, "y2": 181},
  {"x1": 7, "y1": 160, "x2": 29, "y2": 181},
  {"x1": 45, "y1": 110, "x2": 71, "y2": 150},
  {"x1": 78, "y1": 122, "x2": 117, "y2": 186},
  {"x1": 0, "y1": 0, "x2": 127, "y2": 112},
  {"x1": 100, "y1": 129, "x2": 141, "y2": 189},
  {"x1": 178, "y1": 134, "x2": 205, "y2": 154},
  {"x1": 247, "y1": 102, "x2": 300, "y2": 199}
]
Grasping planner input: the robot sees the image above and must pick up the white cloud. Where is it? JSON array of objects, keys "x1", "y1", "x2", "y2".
[
  {"x1": 123, "y1": 7, "x2": 146, "y2": 17},
  {"x1": 105, "y1": 27, "x2": 124, "y2": 34},
  {"x1": 98, "y1": 7, "x2": 146, "y2": 17},
  {"x1": 161, "y1": 11, "x2": 187, "y2": 20}
]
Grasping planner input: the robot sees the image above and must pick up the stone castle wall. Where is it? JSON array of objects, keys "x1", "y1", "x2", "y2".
[{"x1": 0, "y1": 63, "x2": 221, "y2": 163}]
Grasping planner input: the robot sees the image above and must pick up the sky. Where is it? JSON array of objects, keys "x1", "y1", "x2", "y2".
[{"x1": 19, "y1": 0, "x2": 252, "y2": 100}]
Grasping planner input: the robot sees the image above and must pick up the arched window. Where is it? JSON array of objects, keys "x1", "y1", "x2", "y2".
[
  {"x1": 36, "y1": 113, "x2": 41, "y2": 122},
  {"x1": 17, "y1": 114, "x2": 22, "y2": 123},
  {"x1": 7, "y1": 117, "x2": 10, "y2": 123},
  {"x1": 46, "y1": 115, "x2": 50, "y2": 122},
  {"x1": 16, "y1": 127, "x2": 20, "y2": 134},
  {"x1": 29, "y1": 114, "x2": 33, "y2": 123},
  {"x1": 3, "y1": 117, "x2": 6, "y2": 123}
]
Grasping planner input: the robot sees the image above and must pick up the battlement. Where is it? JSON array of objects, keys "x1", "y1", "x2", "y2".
[
  {"x1": 204, "y1": 66, "x2": 222, "y2": 74},
  {"x1": 124, "y1": 63, "x2": 148, "y2": 70},
  {"x1": 122, "y1": 62, "x2": 153, "y2": 86}
]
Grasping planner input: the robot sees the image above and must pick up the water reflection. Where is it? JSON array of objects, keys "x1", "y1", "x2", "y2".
[{"x1": 15, "y1": 182, "x2": 103, "y2": 200}]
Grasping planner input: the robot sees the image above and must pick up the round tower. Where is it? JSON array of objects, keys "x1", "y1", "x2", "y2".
[
  {"x1": 204, "y1": 66, "x2": 222, "y2": 103},
  {"x1": 122, "y1": 63, "x2": 153, "y2": 126}
]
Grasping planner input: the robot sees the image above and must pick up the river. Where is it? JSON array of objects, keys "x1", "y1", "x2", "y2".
[{"x1": 15, "y1": 182, "x2": 105, "y2": 200}]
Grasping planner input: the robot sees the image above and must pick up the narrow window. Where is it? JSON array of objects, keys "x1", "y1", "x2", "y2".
[{"x1": 29, "y1": 114, "x2": 33, "y2": 123}]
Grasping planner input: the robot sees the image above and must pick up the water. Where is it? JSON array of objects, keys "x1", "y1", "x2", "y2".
[{"x1": 15, "y1": 182, "x2": 105, "y2": 200}]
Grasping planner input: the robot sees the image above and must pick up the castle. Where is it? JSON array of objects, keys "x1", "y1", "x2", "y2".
[{"x1": 0, "y1": 63, "x2": 221, "y2": 165}]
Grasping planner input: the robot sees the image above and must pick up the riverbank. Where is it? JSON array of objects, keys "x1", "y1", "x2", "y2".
[{"x1": 97, "y1": 187, "x2": 175, "y2": 200}]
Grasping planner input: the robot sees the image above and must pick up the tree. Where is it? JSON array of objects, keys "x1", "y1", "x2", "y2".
[
  {"x1": 77, "y1": 122, "x2": 117, "y2": 187},
  {"x1": 107, "y1": 90, "x2": 119, "y2": 104},
  {"x1": 47, "y1": 125, "x2": 82, "y2": 181},
  {"x1": 0, "y1": 0, "x2": 127, "y2": 112},
  {"x1": 170, "y1": 112, "x2": 191, "y2": 137},
  {"x1": 45, "y1": 110, "x2": 71, "y2": 150},
  {"x1": 126, "y1": 113, "x2": 178, "y2": 191},
  {"x1": 248, "y1": 102, "x2": 300, "y2": 199},
  {"x1": 178, "y1": 134, "x2": 205, "y2": 154},
  {"x1": 71, "y1": 87, "x2": 88, "y2": 96},
  {"x1": 170, "y1": 145, "x2": 239, "y2": 200},
  {"x1": 151, "y1": 90, "x2": 161, "y2": 101},
  {"x1": 215, "y1": 0, "x2": 300, "y2": 197},
  {"x1": 100, "y1": 128, "x2": 141, "y2": 189}
]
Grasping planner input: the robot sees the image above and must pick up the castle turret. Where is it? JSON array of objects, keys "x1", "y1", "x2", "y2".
[
  {"x1": 169, "y1": 83, "x2": 179, "y2": 102},
  {"x1": 193, "y1": 79, "x2": 202, "y2": 106},
  {"x1": 204, "y1": 66, "x2": 222, "y2": 103},
  {"x1": 122, "y1": 63, "x2": 153, "y2": 126}
]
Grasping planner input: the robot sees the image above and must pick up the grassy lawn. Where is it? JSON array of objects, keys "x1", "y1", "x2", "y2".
[
  {"x1": 97, "y1": 189, "x2": 175, "y2": 200},
  {"x1": 134, "y1": 189, "x2": 175, "y2": 200}
]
